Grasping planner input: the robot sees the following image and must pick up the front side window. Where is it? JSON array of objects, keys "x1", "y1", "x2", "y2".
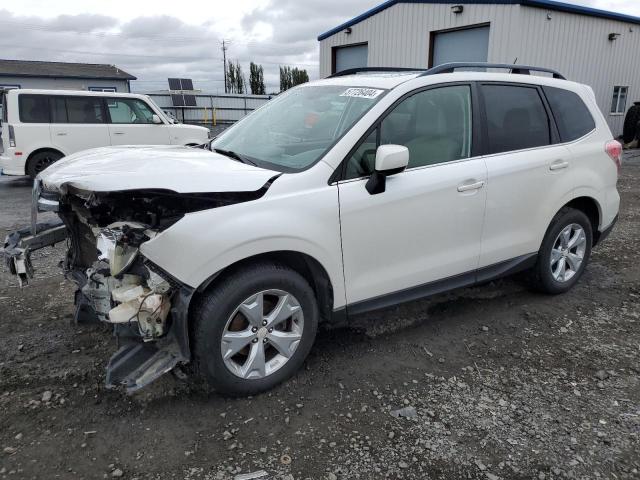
[
  {"x1": 344, "y1": 85, "x2": 472, "y2": 178},
  {"x1": 482, "y1": 85, "x2": 550, "y2": 154},
  {"x1": 211, "y1": 85, "x2": 386, "y2": 171},
  {"x1": 107, "y1": 98, "x2": 156, "y2": 124},
  {"x1": 19, "y1": 95, "x2": 50, "y2": 123},
  {"x1": 543, "y1": 86, "x2": 595, "y2": 142},
  {"x1": 611, "y1": 86, "x2": 628, "y2": 114},
  {"x1": 65, "y1": 97, "x2": 105, "y2": 124}
]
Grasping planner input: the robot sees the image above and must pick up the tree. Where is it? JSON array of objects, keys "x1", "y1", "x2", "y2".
[
  {"x1": 226, "y1": 60, "x2": 246, "y2": 94},
  {"x1": 249, "y1": 62, "x2": 266, "y2": 95},
  {"x1": 279, "y1": 66, "x2": 309, "y2": 92}
]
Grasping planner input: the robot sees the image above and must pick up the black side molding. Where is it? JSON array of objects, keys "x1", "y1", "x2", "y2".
[{"x1": 337, "y1": 253, "x2": 538, "y2": 318}]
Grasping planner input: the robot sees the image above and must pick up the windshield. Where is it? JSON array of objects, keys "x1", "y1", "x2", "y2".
[{"x1": 211, "y1": 85, "x2": 386, "y2": 171}]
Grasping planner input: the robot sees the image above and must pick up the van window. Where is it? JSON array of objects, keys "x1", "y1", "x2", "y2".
[
  {"x1": 65, "y1": 97, "x2": 105, "y2": 124},
  {"x1": 482, "y1": 85, "x2": 551, "y2": 154},
  {"x1": 107, "y1": 98, "x2": 156, "y2": 124},
  {"x1": 51, "y1": 97, "x2": 68, "y2": 123},
  {"x1": 543, "y1": 86, "x2": 595, "y2": 142},
  {"x1": 19, "y1": 95, "x2": 50, "y2": 123}
]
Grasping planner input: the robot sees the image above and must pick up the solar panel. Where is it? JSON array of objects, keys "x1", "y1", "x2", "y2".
[
  {"x1": 181, "y1": 78, "x2": 194, "y2": 90},
  {"x1": 170, "y1": 94, "x2": 185, "y2": 106},
  {"x1": 184, "y1": 94, "x2": 197, "y2": 107},
  {"x1": 168, "y1": 78, "x2": 182, "y2": 90}
]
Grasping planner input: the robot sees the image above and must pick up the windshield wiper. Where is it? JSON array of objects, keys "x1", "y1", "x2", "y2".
[{"x1": 213, "y1": 148, "x2": 256, "y2": 166}]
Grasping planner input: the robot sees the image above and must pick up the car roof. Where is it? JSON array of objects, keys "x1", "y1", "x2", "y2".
[
  {"x1": 7, "y1": 88, "x2": 147, "y2": 98},
  {"x1": 312, "y1": 71, "x2": 586, "y2": 93}
]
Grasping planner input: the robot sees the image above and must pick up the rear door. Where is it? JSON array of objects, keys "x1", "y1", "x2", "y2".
[
  {"x1": 478, "y1": 83, "x2": 573, "y2": 268},
  {"x1": 106, "y1": 97, "x2": 170, "y2": 145},
  {"x1": 49, "y1": 96, "x2": 111, "y2": 154}
]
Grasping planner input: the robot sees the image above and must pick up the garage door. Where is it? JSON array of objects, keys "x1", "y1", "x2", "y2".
[
  {"x1": 334, "y1": 44, "x2": 368, "y2": 74},
  {"x1": 432, "y1": 26, "x2": 490, "y2": 66}
]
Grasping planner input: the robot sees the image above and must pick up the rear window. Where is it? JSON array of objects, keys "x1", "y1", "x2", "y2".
[
  {"x1": 543, "y1": 86, "x2": 595, "y2": 142},
  {"x1": 19, "y1": 95, "x2": 50, "y2": 123},
  {"x1": 482, "y1": 85, "x2": 551, "y2": 155}
]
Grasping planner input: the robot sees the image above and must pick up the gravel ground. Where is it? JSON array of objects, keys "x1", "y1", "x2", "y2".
[{"x1": 0, "y1": 153, "x2": 639, "y2": 480}]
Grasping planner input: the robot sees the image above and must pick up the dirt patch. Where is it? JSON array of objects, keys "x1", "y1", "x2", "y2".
[{"x1": 0, "y1": 157, "x2": 639, "y2": 480}]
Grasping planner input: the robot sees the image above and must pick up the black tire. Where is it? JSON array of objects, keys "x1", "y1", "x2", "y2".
[
  {"x1": 191, "y1": 262, "x2": 318, "y2": 396},
  {"x1": 530, "y1": 207, "x2": 593, "y2": 294},
  {"x1": 26, "y1": 150, "x2": 63, "y2": 179},
  {"x1": 623, "y1": 104, "x2": 640, "y2": 143}
]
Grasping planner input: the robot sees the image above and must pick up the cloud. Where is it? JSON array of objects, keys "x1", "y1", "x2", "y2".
[{"x1": 0, "y1": 0, "x2": 638, "y2": 93}]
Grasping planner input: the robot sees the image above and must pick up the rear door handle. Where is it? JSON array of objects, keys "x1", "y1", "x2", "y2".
[
  {"x1": 549, "y1": 159, "x2": 569, "y2": 171},
  {"x1": 457, "y1": 180, "x2": 485, "y2": 192},
  {"x1": 113, "y1": 132, "x2": 125, "y2": 135},
  {"x1": 56, "y1": 132, "x2": 67, "y2": 136}
]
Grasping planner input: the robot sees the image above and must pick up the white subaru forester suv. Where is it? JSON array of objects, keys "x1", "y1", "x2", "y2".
[{"x1": 3, "y1": 63, "x2": 620, "y2": 395}]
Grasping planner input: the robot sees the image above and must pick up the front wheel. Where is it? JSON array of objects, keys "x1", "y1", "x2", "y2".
[
  {"x1": 531, "y1": 207, "x2": 592, "y2": 294},
  {"x1": 191, "y1": 263, "x2": 318, "y2": 395}
]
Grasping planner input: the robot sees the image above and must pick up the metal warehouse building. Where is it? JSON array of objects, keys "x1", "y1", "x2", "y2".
[{"x1": 318, "y1": 0, "x2": 640, "y2": 135}]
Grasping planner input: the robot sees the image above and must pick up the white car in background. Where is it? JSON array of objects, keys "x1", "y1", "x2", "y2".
[
  {"x1": 0, "y1": 88, "x2": 209, "y2": 178},
  {"x1": 3, "y1": 63, "x2": 620, "y2": 396}
]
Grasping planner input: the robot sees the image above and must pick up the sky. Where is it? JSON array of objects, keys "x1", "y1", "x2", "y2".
[{"x1": 0, "y1": 0, "x2": 638, "y2": 94}]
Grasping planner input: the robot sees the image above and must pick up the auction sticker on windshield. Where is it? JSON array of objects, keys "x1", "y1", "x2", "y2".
[{"x1": 340, "y1": 88, "x2": 384, "y2": 99}]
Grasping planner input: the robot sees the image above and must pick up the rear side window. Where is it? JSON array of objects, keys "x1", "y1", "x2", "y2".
[
  {"x1": 19, "y1": 95, "x2": 50, "y2": 123},
  {"x1": 543, "y1": 86, "x2": 595, "y2": 142},
  {"x1": 65, "y1": 97, "x2": 105, "y2": 123},
  {"x1": 482, "y1": 85, "x2": 550, "y2": 154}
]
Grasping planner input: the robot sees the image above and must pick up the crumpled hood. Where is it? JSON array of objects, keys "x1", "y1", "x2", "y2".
[{"x1": 39, "y1": 145, "x2": 279, "y2": 193}]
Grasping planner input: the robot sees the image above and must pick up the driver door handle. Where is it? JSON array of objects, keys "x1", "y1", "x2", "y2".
[
  {"x1": 457, "y1": 180, "x2": 485, "y2": 192},
  {"x1": 113, "y1": 132, "x2": 125, "y2": 135}
]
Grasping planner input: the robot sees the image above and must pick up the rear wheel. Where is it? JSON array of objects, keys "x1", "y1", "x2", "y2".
[
  {"x1": 531, "y1": 207, "x2": 592, "y2": 294},
  {"x1": 192, "y1": 263, "x2": 318, "y2": 395},
  {"x1": 26, "y1": 150, "x2": 62, "y2": 178}
]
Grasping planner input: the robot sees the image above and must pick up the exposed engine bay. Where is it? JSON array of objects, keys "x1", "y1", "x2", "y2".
[{"x1": 2, "y1": 179, "x2": 275, "y2": 392}]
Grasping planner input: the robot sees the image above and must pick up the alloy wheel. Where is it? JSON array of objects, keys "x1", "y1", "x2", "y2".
[
  {"x1": 550, "y1": 223, "x2": 587, "y2": 282},
  {"x1": 221, "y1": 289, "x2": 304, "y2": 379}
]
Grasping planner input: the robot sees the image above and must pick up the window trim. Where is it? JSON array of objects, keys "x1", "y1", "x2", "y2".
[
  {"x1": 476, "y1": 81, "x2": 560, "y2": 157},
  {"x1": 88, "y1": 86, "x2": 117, "y2": 93},
  {"x1": 610, "y1": 85, "x2": 628, "y2": 115},
  {"x1": 331, "y1": 81, "x2": 481, "y2": 183}
]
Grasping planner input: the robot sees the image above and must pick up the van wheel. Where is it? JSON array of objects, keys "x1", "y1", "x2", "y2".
[
  {"x1": 531, "y1": 207, "x2": 592, "y2": 294},
  {"x1": 191, "y1": 262, "x2": 318, "y2": 395},
  {"x1": 27, "y1": 150, "x2": 62, "y2": 178}
]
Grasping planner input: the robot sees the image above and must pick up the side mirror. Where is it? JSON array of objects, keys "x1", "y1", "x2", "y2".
[
  {"x1": 366, "y1": 144, "x2": 409, "y2": 195},
  {"x1": 152, "y1": 114, "x2": 163, "y2": 124}
]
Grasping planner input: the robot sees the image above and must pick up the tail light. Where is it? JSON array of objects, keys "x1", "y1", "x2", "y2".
[
  {"x1": 8, "y1": 124, "x2": 15, "y2": 147},
  {"x1": 605, "y1": 139, "x2": 622, "y2": 172}
]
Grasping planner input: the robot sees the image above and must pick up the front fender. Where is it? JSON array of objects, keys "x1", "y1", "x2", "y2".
[{"x1": 140, "y1": 181, "x2": 346, "y2": 309}]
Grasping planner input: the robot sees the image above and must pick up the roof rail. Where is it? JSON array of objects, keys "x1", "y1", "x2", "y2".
[
  {"x1": 329, "y1": 67, "x2": 427, "y2": 78},
  {"x1": 421, "y1": 62, "x2": 566, "y2": 79}
]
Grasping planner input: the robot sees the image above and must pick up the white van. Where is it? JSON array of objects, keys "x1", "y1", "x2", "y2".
[{"x1": 0, "y1": 89, "x2": 209, "y2": 178}]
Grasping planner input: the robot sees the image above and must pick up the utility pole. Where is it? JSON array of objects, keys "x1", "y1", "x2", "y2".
[{"x1": 221, "y1": 40, "x2": 228, "y2": 94}]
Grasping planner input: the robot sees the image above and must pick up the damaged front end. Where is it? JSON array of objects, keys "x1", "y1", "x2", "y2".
[{"x1": 2, "y1": 178, "x2": 273, "y2": 393}]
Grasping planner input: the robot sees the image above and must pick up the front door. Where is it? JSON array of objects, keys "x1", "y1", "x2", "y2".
[
  {"x1": 337, "y1": 84, "x2": 487, "y2": 309},
  {"x1": 106, "y1": 97, "x2": 169, "y2": 145}
]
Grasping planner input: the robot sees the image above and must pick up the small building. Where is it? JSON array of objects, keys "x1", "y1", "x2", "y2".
[
  {"x1": 0, "y1": 59, "x2": 136, "y2": 93},
  {"x1": 318, "y1": 0, "x2": 640, "y2": 135}
]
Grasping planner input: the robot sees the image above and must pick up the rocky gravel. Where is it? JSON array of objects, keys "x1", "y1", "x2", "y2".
[{"x1": 1, "y1": 153, "x2": 639, "y2": 479}]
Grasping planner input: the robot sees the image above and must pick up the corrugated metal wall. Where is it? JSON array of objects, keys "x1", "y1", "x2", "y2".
[{"x1": 319, "y1": 3, "x2": 640, "y2": 135}]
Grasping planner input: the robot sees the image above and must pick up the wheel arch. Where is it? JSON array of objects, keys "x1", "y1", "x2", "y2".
[
  {"x1": 563, "y1": 196, "x2": 602, "y2": 244},
  {"x1": 190, "y1": 250, "x2": 336, "y2": 326},
  {"x1": 26, "y1": 147, "x2": 65, "y2": 174}
]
